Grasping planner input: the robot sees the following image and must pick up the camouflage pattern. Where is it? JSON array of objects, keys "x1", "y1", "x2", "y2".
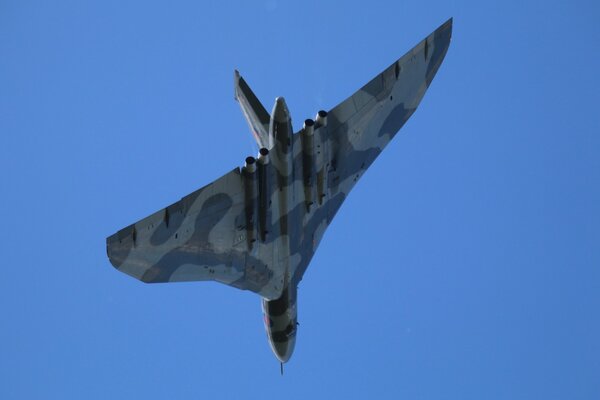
[{"x1": 107, "y1": 19, "x2": 452, "y2": 364}]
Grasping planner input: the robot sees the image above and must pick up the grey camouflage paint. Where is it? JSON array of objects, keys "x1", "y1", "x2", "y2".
[{"x1": 107, "y1": 19, "x2": 452, "y2": 364}]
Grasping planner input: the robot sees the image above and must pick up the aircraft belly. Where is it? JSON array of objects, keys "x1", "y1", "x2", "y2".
[{"x1": 107, "y1": 18, "x2": 452, "y2": 364}]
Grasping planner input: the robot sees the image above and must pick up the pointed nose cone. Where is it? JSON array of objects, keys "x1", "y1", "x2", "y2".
[
  {"x1": 272, "y1": 96, "x2": 290, "y2": 123},
  {"x1": 262, "y1": 288, "x2": 298, "y2": 364},
  {"x1": 270, "y1": 332, "x2": 296, "y2": 363}
]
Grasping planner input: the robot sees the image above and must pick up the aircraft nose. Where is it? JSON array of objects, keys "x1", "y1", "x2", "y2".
[{"x1": 271, "y1": 334, "x2": 296, "y2": 363}]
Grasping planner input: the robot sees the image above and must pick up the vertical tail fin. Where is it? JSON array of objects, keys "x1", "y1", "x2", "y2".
[{"x1": 234, "y1": 70, "x2": 270, "y2": 148}]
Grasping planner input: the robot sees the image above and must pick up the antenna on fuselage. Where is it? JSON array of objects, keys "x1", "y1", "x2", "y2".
[{"x1": 280, "y1": 362, "x2": 284, "y2": 376}]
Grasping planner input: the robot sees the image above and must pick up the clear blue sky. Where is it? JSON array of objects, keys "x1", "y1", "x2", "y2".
[{"x1": 1, "y1": 1, "x2": 599, "y2": 399}]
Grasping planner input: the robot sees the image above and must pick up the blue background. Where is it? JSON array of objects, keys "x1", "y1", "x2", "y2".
[{"x1": 1, "y1": 1, "x2": 599, "y2": 398}]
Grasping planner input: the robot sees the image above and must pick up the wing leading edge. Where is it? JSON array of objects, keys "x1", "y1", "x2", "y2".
[
  {"x1": 106, "y1": 168, "x2": 281, "y2": 299},
  {"x1": 287, "y1": 18, "x2": 452, "y2": 283},
  {"x1": 318, "y1": 18, "x2": 452, "y2": 208}
]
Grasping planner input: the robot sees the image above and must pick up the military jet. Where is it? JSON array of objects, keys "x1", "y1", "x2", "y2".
[{"x1": 107, "y1": 19, "x2": 452, "y2": 368}]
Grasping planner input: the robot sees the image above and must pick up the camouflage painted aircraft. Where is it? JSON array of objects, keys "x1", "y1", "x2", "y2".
[{"x1": 107, "y1": 19, "x2": 452, "y2": 369}]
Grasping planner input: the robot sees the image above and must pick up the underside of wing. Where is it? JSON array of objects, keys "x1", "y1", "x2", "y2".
[
  {"x1": 283, "y1": 20, "x2": 452, "y2": 286},
  {"x1": 323, "y1": 19, "x2": 452, "y2": 200},
  {"x1": 106, "y1": 168, "x2": 276, "y2": 297},
  {"x1": 107, "y1": 20, "x2": 452, "y2": 299}
]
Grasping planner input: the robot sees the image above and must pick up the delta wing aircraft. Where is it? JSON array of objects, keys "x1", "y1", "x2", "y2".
[{"x1": 107, "y1": 19, "x2": 452, "y2": 368}]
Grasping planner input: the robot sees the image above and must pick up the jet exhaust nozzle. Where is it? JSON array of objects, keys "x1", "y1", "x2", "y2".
[
  {"x1": 303, "y1": 119, "x2": 314, "y2": 136},
  {"x1": 258, "y1": 148, "x2": 269, "y2": 165},
  {"x1": 245, "y1": 156, "x2": 257, "y2": 173},
  {"x1": 315, "y1": 110, "x2": 328, "y2": 128}
]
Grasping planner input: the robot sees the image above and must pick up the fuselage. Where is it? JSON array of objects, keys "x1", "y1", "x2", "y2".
[
  {"x1": 261, "y1": 283, "x2": 298, "y2": 362},
  {"x1": 260, "y1": 97, "x2": 298, "y2": 362}
]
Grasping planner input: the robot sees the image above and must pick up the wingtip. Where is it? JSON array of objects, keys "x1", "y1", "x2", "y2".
[
  {"x1": 430, "y1": 17, "x2": 453, "y2": 48},
  {"x1": 437, "y1": 17, "x2": 453, "y2": 34}
]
